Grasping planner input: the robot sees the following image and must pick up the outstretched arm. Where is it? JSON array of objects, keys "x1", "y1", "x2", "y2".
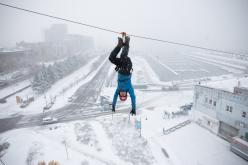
[
  {"x1": 112, "y1": 88, "x2": 120, "y2": 111},
  {"x1": 128, "y1": 86, "x2": 136, "y2": 111}
]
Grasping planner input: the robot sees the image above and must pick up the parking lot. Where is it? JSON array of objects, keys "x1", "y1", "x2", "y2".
[{"x1": 145, "y1": 53, "x2": 246, "y2": 82}]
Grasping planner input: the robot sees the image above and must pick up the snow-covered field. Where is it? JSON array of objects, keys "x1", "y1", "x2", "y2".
[{"x1": 0, "y1": 52, "x2": 247, "y2": 165}]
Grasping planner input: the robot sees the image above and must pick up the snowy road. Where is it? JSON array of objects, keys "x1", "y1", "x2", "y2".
[
  {"x1": 0, "y1": 55, "x2": 112, "y2": 132},
  {"x1": 0, "y1": 53, "x2": 144, "y2": 132},
  {"x1": 0, "y1": 53, "x2": 163, "y2": 132}
]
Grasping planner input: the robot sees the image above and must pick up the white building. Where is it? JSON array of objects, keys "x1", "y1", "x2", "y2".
[{"x1": 193, "y1": 85, "x2": 248, "y2": 141}]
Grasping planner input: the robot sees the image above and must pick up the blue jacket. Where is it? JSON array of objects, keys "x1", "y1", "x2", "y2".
[{"x1": 112, "y1": 73, "x2": 136, "y2": 110}]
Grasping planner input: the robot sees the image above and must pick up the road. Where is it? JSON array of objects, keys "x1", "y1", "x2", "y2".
[{"x1": 0, "y1": 55, "x2": 116, "y2": 132}]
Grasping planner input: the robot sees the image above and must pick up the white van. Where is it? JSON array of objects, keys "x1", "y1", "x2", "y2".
[{"x1": 42, "y1": 117, "x2": 58, "y2": 125}]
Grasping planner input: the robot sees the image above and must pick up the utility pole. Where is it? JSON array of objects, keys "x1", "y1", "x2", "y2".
[
  {"x1": 135, "y1": 117, "x2": 142, "y2": 137},
  {"x1": 44, "y1": 95, "x2": 47, "y2": 107},
  {"x1": 109, "y1": 104, "x2": 113, "y2": 120},
  {"x1": 140, "y1": 116, "x2": 142, "y2": 137},
  {"x1": 112, "y1": 111, "x2": 113, "y2": 120},
  {"x1": 62, "y1": 140, "x2": 69, "y2": 160},
  {"x1": 50, "y1": 95, "x2": 52, "y2": 105}
]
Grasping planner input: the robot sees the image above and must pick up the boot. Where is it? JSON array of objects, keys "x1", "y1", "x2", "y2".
[
  {"x1": 117, "y1": 37, "x2": 124, "y2": 48},
  {"x1": 124, "y1": 36, "x2": 130, "y2": 47}
]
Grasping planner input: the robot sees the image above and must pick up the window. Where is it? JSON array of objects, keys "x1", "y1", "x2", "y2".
[
  {"x1": 226, "y1": 105, "x2": 233, "y2": 113},
  {"x1": 242, "y1": 112, "x2": 246, "y2": 118},
  {"x1": 205, "y1": 97, "x2": 208, "y2": 103},
  {"x1": 213, "y1": 101, "x2": 216, "y2": 106},
  {"x1": 226, "y1": 105, "x2": 229, "y2": 111},
  {"x1": 209, "y1": 99, "x2": 212, "y2": 104}
]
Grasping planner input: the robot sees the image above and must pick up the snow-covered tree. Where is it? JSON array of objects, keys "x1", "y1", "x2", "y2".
[{"x1": 32, "y1": 55, "x2": 87, "y2": 93}]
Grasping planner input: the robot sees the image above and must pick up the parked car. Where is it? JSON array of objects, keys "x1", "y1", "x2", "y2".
[
  {"x1": 28, "y1": 96, "x2": 34, "y2": 102},
  {"x1": 42, "y1": 117, "x2": 58, "y2": 125},
  {"x1": 43, "y1": 103, "x2": 52, "y2": 110},
  {"x1": 68, "y1": 96, "x2": 76, "y2": 102},
  {"x1": 11, "y1": 71, "x2": 23, "y2": 80},
  {"x1": 180, "y1": 102, "x2": 193, "y2": 111},
  {"x1": 0, "y1": 80, "x2": 8, "y2": 87},
  {"x1": 0, "y1": 99, "x2": 6, "y2": 103},
  {"x1": 20, "y1": 100, "x2": 29, "y2": 108}
]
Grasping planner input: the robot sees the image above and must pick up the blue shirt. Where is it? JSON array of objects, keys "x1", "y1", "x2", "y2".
[{"x1": 112, "y1": 73, "x2": 136, "y2": 110}]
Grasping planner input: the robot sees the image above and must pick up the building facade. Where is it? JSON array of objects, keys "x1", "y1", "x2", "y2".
[
  {"x1": 193, "y1": 85, "x2": 248, "y2": 141},
  {"x1": 0, "y1": 49, "x2": 33, "y2": 72},
  {"x1": 16, "y1": 24, "x2": 94, "y2": 63}
]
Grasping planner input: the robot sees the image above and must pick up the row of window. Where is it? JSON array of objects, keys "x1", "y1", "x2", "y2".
[
  {"x1": 226, "y1": 105, "x2": 247, "y2": 118},
  {"x1": 204, "y1": 97, "x2": 247, "y2": 118},
  {"x1": 205, "y1": 97, "x2": 216, "y2": 106}
]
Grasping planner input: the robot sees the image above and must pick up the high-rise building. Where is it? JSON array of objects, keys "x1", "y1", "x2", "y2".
[{"x1": 44, "y1": 24, "x2": 68, "y2": 43}]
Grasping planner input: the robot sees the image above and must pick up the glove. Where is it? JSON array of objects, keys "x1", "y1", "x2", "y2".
[
  {"x1": 124, "y1": 36, "x2": 130, "y2": 47},
  {"x1": 130, "y1": 109, "x2": 136, "y2": 116},
  {"x1": 117, "y1": 37, "x2": 124, "y2": 47}
]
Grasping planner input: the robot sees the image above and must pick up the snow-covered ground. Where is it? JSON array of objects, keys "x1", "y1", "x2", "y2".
[
  {"x1": 1, "y1": 86, "x2": 247, "y2": 165},
  {"x1": 0, "y1": 53, "x2": 247, "y2": 165}
]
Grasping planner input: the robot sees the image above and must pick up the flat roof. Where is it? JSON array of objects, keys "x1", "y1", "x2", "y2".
[{"x1": 196, "y1": 77, "x2": 248, "y2": 93}]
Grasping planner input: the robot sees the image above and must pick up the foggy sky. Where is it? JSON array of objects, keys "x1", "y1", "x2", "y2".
[{"x1": 0, "y1": 0, "x2": 248, "y2": 54}]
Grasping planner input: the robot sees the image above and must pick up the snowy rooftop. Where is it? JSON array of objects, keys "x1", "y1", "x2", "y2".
[
  {"x1": 200, "y1": 76, "x2": 248, "y2": 93},
  {"x1": 0, "y1": 47, "x2": 30, "y2": 54}
]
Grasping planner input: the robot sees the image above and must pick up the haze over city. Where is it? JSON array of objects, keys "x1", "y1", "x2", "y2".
[{"x1": 0, "y1": 0, "x2": 248, "y2": 54}]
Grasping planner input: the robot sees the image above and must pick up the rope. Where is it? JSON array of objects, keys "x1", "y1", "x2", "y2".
[
  {"x1": 0, "y1": 2, "x2": 247, "y2": 57},
  {"x1": 0, "y1": 2, "x2": 120, "y2": 34}
]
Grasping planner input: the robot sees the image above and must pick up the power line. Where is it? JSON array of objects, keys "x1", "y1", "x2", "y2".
[
  {"x1": 0, "y1": 2, "x2": 120, "y2": 34},
  {"x1": 0, "y1": 2, "x2": 246, "y2": 57},
  {"x1": 128, "y1": 34, "x2": 245, "y2": 56}
]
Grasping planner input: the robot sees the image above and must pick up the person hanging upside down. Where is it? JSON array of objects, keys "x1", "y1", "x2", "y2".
[{"x1": 109, "y1": 34, "x2": 136, "y2": 115}]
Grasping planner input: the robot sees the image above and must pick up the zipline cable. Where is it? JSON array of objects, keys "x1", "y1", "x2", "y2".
[
  {"x1": 127, "y1": 34, "x2": 245, "y2": 57},
  {"x1": 0, "y1": 2, "x2": 247, "y2": 57},
  {"x1": 0, "y1": 2, "x2": 120, "y2": 34}
]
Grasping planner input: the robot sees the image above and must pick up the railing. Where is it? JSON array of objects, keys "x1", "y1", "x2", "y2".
[{"x1": 163, "y1": 120, "x2": 191, "y2": 135}]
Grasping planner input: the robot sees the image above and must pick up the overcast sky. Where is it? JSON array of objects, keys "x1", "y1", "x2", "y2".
[{"x1": 0, "y1": 0, "x2": 247, "y2": 54}]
